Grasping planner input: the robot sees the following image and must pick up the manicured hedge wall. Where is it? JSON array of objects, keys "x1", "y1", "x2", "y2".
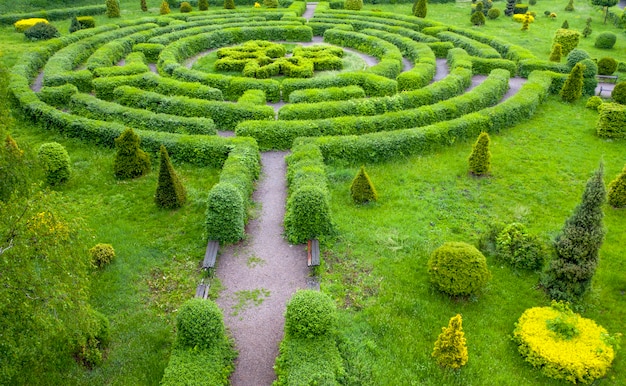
[
  {"x1": 436, "y1": 31, "x2": 501, "y2": 59},
  {"x1": 281, "y1": 71, "x2": 397, "y2": 100},
  {"x1": 288, "y1": 85, "x2": 366, "y2": 103}
]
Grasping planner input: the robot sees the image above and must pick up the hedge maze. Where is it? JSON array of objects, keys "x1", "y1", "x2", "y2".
[{"x1": 9, "y1": 1, "x2": 581, "y2": 245}]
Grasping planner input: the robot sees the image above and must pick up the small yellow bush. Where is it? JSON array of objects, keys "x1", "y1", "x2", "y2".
[
  {"x1": 513, "y1": 14, "x2": 534, "y2": 23},
  {"x1": 14, "y1": 18, "x2": 49, "y2": 32},
  {"x1": 513, "y1": 302, "x2": 617, "y2": 384}
]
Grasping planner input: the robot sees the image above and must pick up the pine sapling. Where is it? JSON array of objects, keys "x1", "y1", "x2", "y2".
[
  {"x1": 155, "y1": 145, "x2": 186, "y2": 209},
  {"x1": 549, "y1": 43, "x2": 563, "y2": 62},
  {"x1": 468, "y1": 132, "x2": 491, "y2": 176},
  {"x1": 350, "y1": 166, "x2": 378, "y2": 204},
  {"x1": 607, "y1": 164, "x2": 626, "y2": 208},
  {"x1": 432, "y1": 314, "x2": 469, "y2": 369},
  {"x1": 561, "y1": 20, "x2": 569, "y2": 29},
  {"x1": 583, "y1": 18, "x2": 593, "y2": 38}
]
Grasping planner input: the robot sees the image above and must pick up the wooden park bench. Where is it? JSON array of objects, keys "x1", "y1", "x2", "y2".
[
  {"x1": 597, "y1": 74, "x2": 618, "y2": 84},
  {"x1": 202, "y1": 240, "x2": 219, "y2": 269},
  {"x1": 307, "y1": 239, "x2": 320, "y2": 267},
  {"x1": 195, "y1": 281, "x2": 209, "y2": 299}
]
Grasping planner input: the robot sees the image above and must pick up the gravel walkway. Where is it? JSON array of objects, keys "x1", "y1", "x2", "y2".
[{"x1": 215, "y1": 151, "x2": 310, "y2": 386}]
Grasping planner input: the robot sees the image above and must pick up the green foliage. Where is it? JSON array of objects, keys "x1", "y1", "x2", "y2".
[
  {"x1": 549, "y1": 44, "x2": 562, "y2": 62},
  {"x1": 224, "y1": 0, "x2": 236, "y2": 9},
  {"x1": 38, "y1": 142, "x2": 71, "y2": 185},
  {"x1": 180, "y1": 1, "x2": 192, "y2": 12},
  {"x1": 345, "y1": 0, "x2": 363, "y2": 10},
  {"x1": 77, "y1": 16, "x2": 95, "y2": 29},
  {"x1": 607, "y1": 165, "x2": 626, "y2": 208},
  {"x1": 432, "y1": 314, "x2": 468, "y2": 369},
  {"x1": 161, "y1": 344, "x2": 236, "y2": 386},
  {"x1": 543, "y1": 165, "x2": 606, "y2": 302},
  {"x1": 595, "y1": 32, "x2": 616, "y2": 49},
  {"x1": 89, "y1": 243, "x2": 115, "y2": 268},
  {"x1": 553, "y1": 28, "x2": 580, "y2": 55},
  {"x1": 24, "y1": 22, "x2": 60, "y2": 41},
  {"x1": 496, "y1": 223, "x2": 546, "y2": 270},
  {"x1": 566, "y1": 48, "x2": 590, "y2": 68},
  {"x1": 597, "y1": 102, "x2": 626, "y2": 138},
  {"x1": 141, "y1": 0, "x2": 148, "y2": 11},
  {"x1": 75, "y1": 309, "x2": 110, "y2": 368},
  {"x1": 155, "y1": 146, "x2": 186, "y2": 209},
  {"x1": 160, "y1": 0, "x2": 171, "y2": 14},
  {"x1": 199, "y1": 0, "x2": 209, "y2": 10},
  {"x1": 586, "y1": 96, "x2": 603, "y2": 110},
  {"x1": 583, "y1": 17, "x2": 593, "y2": 38},
  {"x1": 288, "y1": 85, "x2": 365, "y2": 104},
  {"x1": 414, "y1": 0, "x2": 427, "y2": 18},
  {"x1": 468, "y1": 132, "x2": 491, "y2": 176},
  {"x1": 264, "y1": 0, "x2": 279, "y2": 7},
  {"x1": 579, "y1": 58, "x2": 598, "y2": 78},
  {"x1": 69, "y1": 17, "x2": 81, "y2": 33},
  {"x1": 427, "y1": 242, "x2": 491, "y2": 297},
  {"x1": 591, "y1": 0, "x2": 619, "y2": 23},
  {"x1": 470, "y1": 9, "x2": 486, "y2": 26},
  {"x1": 106, "y1": 0, "x2": 121, "y2": 18},
  {"x1": 597, "y1": 57, "x2": 617, "y2": 75},
  {"x1": 274, "y1": 336, "x2": 345, "y2": 386},
  {"x1": 561, "y1": 20, "x2": 569, "y2": 29},
  {"x1": 487, "y1": 8, "x2": 500, "y2": 19},
  {"x1": 113, "y1": 128, "x2": 151, "y2": 180},
  {"x1": 205, "y1": 183, "x2": 245, "y2": 243},
  {"x1": 350, "y1": 166, "x2": 378, "y2": 204},
  {"x1": 560, "y1": 62, "x2": 584, "y2": 102},
  {"x1": 285, "y1": 290, "x2": 337, "y2": 339},
  {"x1": 564, "y1": 0, "x2": 574, "y2": 11},
  {"x1": 0, "y1": 135, "x2": 28, "y2": 202},
  {"x1": 176, "y1": 298, "x2": 225, "y2": 350},
  {"x1": 611, "y1": 81, "x2": 626, "y2": 104}
]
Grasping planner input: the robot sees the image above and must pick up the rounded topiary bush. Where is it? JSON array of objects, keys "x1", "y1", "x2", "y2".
[
  {"x1": 495, "y1": 223, "x2": 546, "y2": 270},
  {"x1": 427, "y1": 242, "x2": 491, "y2": 297},
  {"x1": 285, "y1": 290, "x2": 337, "y2": 339},
  {"x1": 205, "y1": 182, "x2": 245, "y2": 243},
  {"x1": 89, "y1": 243, "x2": 115, "y2": 268},
  {"x1": 176, "y1": 298, "x2": 225, "y2": 350},
  {"x1": 586, "y1": 96, "x2": 603, "y2": 110},
  {"x1": 180, "y1": 1, "x2": 192, "y2": 12},
  {"x1": 25, "y1": 22, "x2": 60, "y2": 41},
  {"x1": 553, "y1": 28, "x2": 580, "y2": 56},
  {"x1": 38, "y1": 142, "x2": 71, "y2": 185},
  {"x1": 513, "y1": 302, "x2": 617, "y2": 384},
  {"x1": 597, "y1": 57, "x2": 617, "y2": 75},
  {"x1": 487, "y1": 8, "x2": 501, "y2": 19},
  {"x1": 611, "y1": 82, "x2": 626, "y2": 104},
  {"x1": 566, "y1": 48, "x2": 590, "y2": 68},
  {"x1": 579, "y1": 58, "x2": 597, "y2": 78},
  {"x1": 344, "y1": 0, "x2": 363, "y2": 10},
  {"x1": 607, "y1": 165, "x2": 626, "y2": 208},
  {"x1": 595, "y1": 32, "x2": 616, "y2": 49}
]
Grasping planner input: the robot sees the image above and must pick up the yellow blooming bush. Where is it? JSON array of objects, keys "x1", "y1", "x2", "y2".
[
  {"x1": 513, "y1": 302, "x2": 617, "y2": 384},
  {"x1": 513, "y1": 14, "x2": 534, "y2": 23},
  {"x1": 254, "y1": 2, "x2": 261, "y2": 7},
  {"x1": 14, "y1": 18, "x2": 49, "y2": 33}
]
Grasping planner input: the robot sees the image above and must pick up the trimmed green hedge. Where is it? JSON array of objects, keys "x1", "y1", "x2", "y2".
[
  {"x1": 436, "y1": 31, "x2": 501, "y2": 59},
  {"x1": 281, "y1": 71, "x2": 397, "y2": 100},
  {"x1": 38, "y1": 84, "x2": 79, "y2": 107},
  {"x1": 597, "y1": 102, "x2": 626, "y2": 139},
  {"x1": 0, "y1": 5, "x2": 107, "y2": 25},
  {"x1": 448, "y1": 48, "x2": 516, "y2": 76},
  {"x1": 92, "y1": 52, "x2": 150, "y2": 78},
  {"x1": 547, "y1": 71, "x2": 598, "y2": 97},
  {"x1": 447, "y1": 26, "x2": 535, "y2": 62},
  {"x1": 85, "y1": 27, "x2": 159, "y2": 72},
  {"x1": 132, "y1": 43, "x2": 164, "y2": 63},
  {"x1": 288, "y1": 85, "x2": 366, "y2": 103}
]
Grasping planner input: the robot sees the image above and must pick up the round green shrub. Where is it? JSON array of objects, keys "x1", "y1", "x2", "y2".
[
  {"x1": 607, "y1": 165, "x2": 626, "y2": 208},
  {"x1": 205, "y1": 182, "x2": 245, "y2": 243},
  {"x1": 224, "y1": 0, "x2": 236, "y2": 9},
  {"x1": 586, "y1": 96, "x2": 603, "y2": 110},
  {"x1": 199, "y1": 0, "x2": 209, "y2": 10},
  {"x1": 25, "y1": 22, "x2": 60, "y2": 41},
  {"x1": 176, "y1": 298, "x2": 225, "y2": 350},
  {"x1": 487, "y1": 8, "x2": 501, "y2": 19},
  {"x1": 285, "y1": 290, "x2": 337, "y2": 339},
  {"x1": 69, "y1": 17, "x2": 81, "y2": 34},
  {"x1": 180, "y1": 1, "x2": 192, "y2": 12},
  {"x1": 75, "y1": 308, "x2": 110, "y2": 368},
  {"x1": 470, "y1": 10, "x2": 486, "y2": 25},
  {"x1": 597, "y1": 57, "x2": 617, "y2": 75},
  {"x1": 427, "y1": 242, "x2": 491, "y2": 296},
  {"x1": 38, "y1": 142, "x2": 71, "y2": 185},
  {"x1": 595, "y1": 32, "x2": 616, "y2": 49},
  {"x1": 566, "y1": 48, "x2": 590, "y2": 68},
  {"x1": 495, "y1": 223, "x2": 546, "y2": 270},
  {"x1": 579, "y1": 58, "x2": 598, "y2": 78},
  {"x1": 89, "y1": 243, "x2": 115, "y2": 268},
  {"x1": 553, "y1": 28, "x2": 580, "y2": 56},
  {"x1": 344, "y1": 0, "x2": 363, "y2": 10},
  {"x1": 611, "y1": 82, "x2": 626, "y2": 104},
  {"x1": 529, "y1": 0, "x2": 537, "y2": 5},
  {"x1": 618, "y1": 61, "x2": 626, "y2": 72}
]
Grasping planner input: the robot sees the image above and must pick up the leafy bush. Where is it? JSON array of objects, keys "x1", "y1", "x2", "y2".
[
  {"x1": 180, "y1": 2, "x2": 193, "y2": 12},
  {"x1": 89, "y1": 243, "x2": 115, "y2": 268},
  {"x1": 155, "y1": 146, "x2": 186, "y2": 209},
  {"x1": 75, "y1": 309, "x2": 110, "y2": 368},
  {"x1": 468, "y1": 132, "x2": 491, "y2": 176},
  {"x1": 77, "y1": 16, "x2": 96, "y2": 29},
  {"x1": 432, "y1": 314, "x2": 468, "y2": 369},
  {"x1": 274, "y1": 336, "x2": 345, "y2": 386},
  {"x1": 495, "y1": 223, "x2": 546, "y2": 270},
  {"x1": 579, "y1": 58, "x2": 598, "y2": 78},
  {"x1": 470, "y1": 10, "x2": 486, "y2": 26},
  {"x1": 586, "y1": 96, "x2": 603, "y2": 110},
  {"x1": 607, "y1": 165, "x2": 626, "y2": 208},
  {"x1": 176, "y1": 298, "x2": 225, "y2": 350},
  {"x1": 553, "y1": 28, "x2": 580, "y2": 55},
  {"x1": 38, "y1": 142, "x2": 71, "y2": 185},
  {"x1": 549, "y1": 44, "x2": 562, "y2": 62},
  {"x1": 69, "y1": 17, "x2": 81, "y2": 34},
  {"x1": 597, "y1": 57, "x2": 617, "y2": 75},
  {"x1": 199, "y1": 0, "x2": 209, "y2": 10},
  {"x1": 14, "y1": 18, "x2": 48, "y2": 32},
  {"x1": 595, "y1": 32, "x2": 616, "y2": 49},
  {"x1": 113, "y1": 128, "x2": 151, "y2": 180},
  {"x1": 39, "y1": 84, "x2": 78, "y2": 107},
  {"x1": 106, "y1": 0, "x2": 121, "y2": 18},
  {"x1": 427, "y1": 242, "x2": 491, "y2": 297},
  {"x1": 345, "y1": 0, "x2": 363, "y2": 10},
  {"x1": 487, "y1": 8, "x2": 500, "y2": 19},
  {"x1": 264, "y1": 0, "x2": 279, "y2": 7},
  {"x1": 285, "y1": 290, "x2": 337, "y2": 339},
  {"x1": 566, "y1": 48, "x2": 590, "y2": 68},
  {"x1": 513, "y1": 302, "x2": 616, "y2": 384},
  {"x1": 161, "y1": 344, "x2": 236, "y2": 386},
  {"x1": 160, "y1": 0, "x2": 171, "y2": 14},
  {"x1": 597, "y1": 102, "x2": 626, "y2": 138},
  {"x1": 560, "y1": 62, "x2": 584, "y2": 102},
  {"x1": 350, "y1": 166, "x2": 377, "y2": 204},
  {"x1": 284, "y1": 186, "x2": 333, "y2": 244},
  {"x1": 224, "y1": 0, "x2": 236, "y2": 9},
  {"x1": 205, "y1": 183, "x2": 245, "y2": 243},
  {"x1": 564, "y1": 0, "x2": 574, "y2": 11},
  {"x1": 611, "y1": 81, "x2": 626, "y2": 104},
  {"x1": 24, "y1": 22, "x2": 60, "y2": 41}
]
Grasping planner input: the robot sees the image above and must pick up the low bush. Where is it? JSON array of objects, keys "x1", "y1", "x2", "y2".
[
  {"x1": 274, "y1": 336, "x2": 345, "y2": 386},
  {"x1": 155, "y1": 146, "x2": 187, "y2": 209},
  {"x1": 180, "y1": 1, "x2": 193, "y2": 12},
  {"x1": 75, "y1": 309, "x2": 110, "y2": 368},
  {"x1": 205, "y1": 183, "x2": 245, "y2": 243},
  {"x1": 24, "y1": 22, "x2": 60, "y2": 41},
  {"x1": 345, "y1": 0, "x2": 363, "y2": 10},
  {"x1": 14, "y1": 18, "x2": 48, "y2": 32},
  {"x1": 132, "y1": 43, "x2": 165, "y2": 63},
  {"x1": 611, "y1": 81, "x2": 626, "y2": 104},
  {"x1": 288, "y1": 85, "x2": 365, "y2": 103},
  {"x1": 566, "y1": 48, "x2": 590, "y2": 68},
  {"x1": 89, "y1": 243, "x2": 116, "y2": 268},
  {"x1": 285, "y1": 290, "x2": 337, "y2": 339},
  {"x1": 487, "y1": 8, "x2": 500, "y2": 19},
  {"x1": 586, "y1": 96, "x2": 603, "y2": 110},
  {"x1": 237, "y1": 89, "x2": 266, "y2": 105},
  {"x1": 597, "y1": 57, "x2": 617, "y2": 75},
  {"x1": 39, "y1": 84, "x2": 79, "y2": 107},
  {"x1": 468, "y1": 132, "x2": 491, "y2": 176},
  {"x1": 0, "y1": 5, "x2": 106, "y2": 26},
  {"x1": 553, "y1": 28, "x2": 580, "y2": 55},
  {"x1": 607, "y1": 165, "x2": 626, "y2": 208},
  {"x1": 595, "y1": 32, "x2": 617, "y2": 49},
  {"x1": 38, "y1": 142, "x2": 71, "y2": 185},
  {"x1": 596, "y1": 102, "x2": 626, "y2": 139},
  {"x1": 427, "y1": 242, "x2": 491, "y2": 297},
  {"x1": 176, "y1": 298, "x2": 225, "y2": 350},
  {"x1": 77, "y1": 16, "x2": 96, "y2": 29},
  {"x1": 350, "y1": 166, "x2": 377, "y2": 204},
  {"x1": 495, "y1": 223, "x2": 546, "y2": 270}
]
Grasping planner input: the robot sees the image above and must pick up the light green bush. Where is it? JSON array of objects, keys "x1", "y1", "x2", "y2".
[
  {"x1": 205, "y1": 183, "x2": 245, "y2": 243},
  {"x1": 113, "y1": 128, "x2": 151, "y2": 179},
  {"x1": 176, "y1": 299, "x2": 225, "y2": 350},
  {"x1": 597, "y1": 102, "x2": 626, "y2": 138},
  {"x1": 495, "y1": 223, "x2": 546, "y2": 270},
  {"x1": 553, "y1": 28, "x2": 580, "y2": 55},
  {"x1": 285, "y1": 290, "x2": 337, "y2": 339},
  {"x1": 427, "y1": 242, "x2": 491, "y2": 296},
  {"x1": 38, "y1": 142, "x2": 71, "y2": 185},
  {"x1": 595, "y1": 32, "x2": 616, "y2": 49},
  {"x1": 89, "y1": 243, "x2": 115, "y2": 268}
]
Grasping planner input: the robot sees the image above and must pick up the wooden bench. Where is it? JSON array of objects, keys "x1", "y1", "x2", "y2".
[
  {"x1": 195, "y1": 281, "x2": 209, "y2": 299},
  {"x1": 597, "y1": 75, "x2": 618, "y2": 84},
  {"x1": 202, "y1": 240, "x2": 219, "y2": 269},
  {"x1": 307, "y1": 239, "x2": 320, "y2": 267}
]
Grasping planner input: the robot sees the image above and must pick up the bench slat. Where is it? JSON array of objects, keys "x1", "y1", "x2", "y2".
[
  {"x1": 195, "y1": 283, "x2": 207, "y2": 298},
  {"x1": 308, "y1": 239, "x2": 320, "y2": 267},
  {"x1": 203, "y1": 240, "x2": 219, "y2": 269}
]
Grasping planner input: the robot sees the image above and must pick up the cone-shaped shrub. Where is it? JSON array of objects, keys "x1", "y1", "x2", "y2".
[
  {"x1": 350, "y1": 166, "x2": 377, "y2": 203},
  {"x1": 160, "y1": 0, "x2": 171, "y2": 14},
  {"x1": 141, "y1": 0, "x2": 147, "y2": 12},
  {"x1": 224, "y1": 0, "x2": 236, "y2": 9},
  {"x1": 176, "y1": 298, "x2": 225, "y2": 350},
  {"x1": 285, "y1": 290, "x2": 337, "y2": 339},
  {"x1": 428, "y1": 242, "x2": 491, "y2": 296},
  {"x1": 607, "y1": 164, "x2": 626, "y2": 208},
  {"x1": 549, "y1": 44, "x2": 562, "y2": 62},
  {"x1": 345, "y1": 0, "x2": 363, "y2": 10},
  {"x1": 113, "y1": 128, "x2": 151, "y2": 179},
  {"x1": 205, "y1": 182, "x2": 245, "y2": 243},
  {"x1": 542, "y1": 164, "x2": 606, "y2": 302},
  {"x1": 106, "y1": 0, "x2": 121, "y2": 18},
  {"x1": 38, "y1": 142, "x2": 71, "y2": 185},
  {"x1": 561, "y1": 20, "x2": 569, "y2": 29},
  {"x1": 468, "y1": 132, "x2": 491, "y2": 176},
  {"x1": 432, "y1": 314, "x2": 468, "y2": 369},
  {"x1": 155, "y1": 146, "x2": 186, "y2": 209},
  {"x1": 414, "y1": 0, "x2": 427, "y2": 18},
  {"x1": 180, "y1": 1, "x2": 193, "y2": 12},
  {"x1": 564, "y1": 0, "x2": 574, "y2": 11},
  {"x1": 583, "y1": 17, "x2": 592, "y2": 38},
  {"x1": 560, "y1": 62, "x2": 584, "y2": 102},
  {"x1": 199, "y1": 0, "x2": 209, "y2": 10}
]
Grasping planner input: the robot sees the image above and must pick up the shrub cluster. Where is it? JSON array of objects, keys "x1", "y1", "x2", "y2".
[
  {"x1": 495, "y1": 223, "x2": 546, "y2": 270},
  {"x1": 427, "y1": 242, "x2": 491, "y2": 296},
  {"x1": 89, "y1": 243, "x2": 115, "y2": 268},
  {"x1": 553, "y1": 28, "x2": 580, "y2": 55},
  {"x1": 586, "y1": 96, "x2": 603, "y2": 110},
  {"x1": 237, "y1": 89, "x2": 266, "y2": 105},
  {"x1": 113, "y1": 128, "x2": 151, "y2": 179},
  {"x1": 288, "y1": 85, "x2": 365, "y2": 104},
  {"x1": 14, "y1": 18, "x2": 48, "y2": 33},
  {"x1": 608, "y1": 165, "x2": 626, "y2": 208},
  {"x1": 596, "y1": 102, "x2": 626, "y2": 138},
  {"x1": 38, "y1": 142, "x2": 71, "y2": 185}
]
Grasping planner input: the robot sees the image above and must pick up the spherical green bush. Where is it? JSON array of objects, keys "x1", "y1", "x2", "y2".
[
  {"x1": 487, "y1": 8, "x2": 501, "y2": 19},
  {"x1": 595, "y1": 32, "x2": 616, "y2": 49},
  {"x1": 597, "y1": 57, "x2": 617, "y2": 76},
  {"x1": 427, "y1": 242, "x2": 491, "y2": 296},
  {"x1": 566, "y1": 48, "x2": 590, "y2": 68},
  {"x1": 579, "y1": 58, "x2": 598, "y2": 78},
  {"x1": 89, "y1": 243, "x2": 115, "y2": 268},
  {"x1": 25, "y1": 22, "x2": 60, "y2": 41},
  {"x1": 176, "y1": 298, "x2": 225, "y2": 350},
  {"x1": 495, "y1": 223, "x2": 546, "y2": 270},
  {"x1": 611, "y1": 82, "x2": 626, "y2": 104},
  {"x1": 179, "y1": 1, "x2": 192, "y2": 12},
  {"x1": 38, "y1": 142, "x2": 71, "y2": 185},
  {"x1": 285, "y1": 290, "x2": 337, "y2": 339},
  {"x1": 586, "y1": 96, "x2": 603, "y2": 110}
]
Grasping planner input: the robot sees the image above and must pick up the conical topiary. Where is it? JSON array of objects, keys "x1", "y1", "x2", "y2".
[
  {"x1": 113, "y1": 128, "x2": 151, "y2": 179},
  {"x1": 521, "y1": 12, "x2": 531, "y2": 31},
  {"x1": 106, "y1": 0, "x2": 121, "y2": 18},
  {"x1": 155, "y1": 145, "x2": 186, "y2": 208},
  {"x1": 199, "y1": 0, "x2": 209, "y2": 10},
  {"x1": 583, "y1": 17, "x2": 592, "y2": 38},
  {"x1": 224, "y1": 0, "x2": 236, "y2": 9},
  {"x1": 160, "y1": 0, "x2": 171, "y2": 14},
  {"x1": 560, "y1": 62, "x2": 585, "y2": 102},
  {"x1": 564, "y1": 0, "x2": 574, "y2": 11},
  {"x1": 607, "y1": 164, "x2": 626, "y2": 208},
  {"x1": 414, "y1": 0, "x2": 427, "y2": 18},
  {"x1": 432, "y1": 314, "x2": 468, "y2": 369},
  {"x1": 350, "y1": 166, "x2": 377, "y2": 204},
  {"x1": 561, "y1": 20, "x2": 569, "y2": 29},
  {"x1": 468, "y1": 132, "x2": 491, "y2": 176},
  {"x1": 141, "y1": 0, "x2": 148, "y2": 12},
  {"x1": 549, "y1": 43, "x2": 562, "y2": 62}
]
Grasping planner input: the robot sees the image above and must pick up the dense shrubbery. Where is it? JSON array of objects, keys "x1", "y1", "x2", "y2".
[
  {"x1": 345, "y1": 0, "x2": 363, "y2": 10},
  {"x1": 205, "y1": 183, "x2": 245, "y2": 243},
  {"x1": 611, "y1": 81, "x2": 626, "y2": 104},
  {"x1": 427, "y1": 242, "x2": 491, "y2": 297},
  {"x1": 38, "y1": 142, "x2": 71, "y2": 185},
  {"x1": 495, "y1": 223, "x2": 546, "y2": 270},
  {"x1": 14, "y1": 18, "x2": 48, "y2": 32},
  {"x1": 560, "y1": 63, "x2": 584, "y2": 102},
  {"x1": 1, "y1": 5, "x2": 106, "y2": 26},
  {"x1": 597, "y1": 102, "x2": 626, "y2": 138},
  {"x1": 608, "y1": 165, "x2": 626, "y2": 208},
  {"x1": 25, "y1": 22, "x2": 60, "y2": 41},
  {"x1": 155, "y1": 146, "x2": 186, "y2": 209},
  {"x1": 176, "y1": 299, "x2": 225, "y2": 350},
  {"x1": 586, "y1": 96, "x2": 603, "y2": 110},
  {"x1": 468, "y1": 132, "x2": 491, "y2": 176},
  {"x1": 89, "y1": 243, "x2": 116, "y2": 268},
  {"x1": 285, "y1": 290, "x2": 337, "y2": 339},
  {"x1": 106, "y1": 0, "x2": 121, "y2": 18},
  {"x1": 288, "y1": 85, "x2": 365, "y2": 103},
  {"x1": 595, "y1": 31, "x2": 617, "y2": 49},
  {"x1": 553, "y1": 28, "x2": 580, "y2": 55},
  {"x1": 113, "y1": 128, "x2": 151, "y2": 179},
  {"x1": 180, "y1": 1, "x2": 193, "y2": 12},
  {"x1": 598, "y1": 57, "x2": 617, "y2": 75}
]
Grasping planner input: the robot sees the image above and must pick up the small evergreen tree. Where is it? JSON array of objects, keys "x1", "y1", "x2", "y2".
[
  {"x1": 155, "y1": 145, "x2": 186, "y2": 209},
  {"x1": 224, "y1": 0, "x2": 236, "y2": 9},
  {"x1": 583, "y1": 17, "x2": 593, "y2": 38},
  {"x1": 471, "y1": 7, "x2": 486, "y2": 25},
  {"x1": 160, "y1": 0, "x2": 171, "y2": 14},
  {"x1": 113, "y1": 128, "x2": 151, "y2": 179},
  {"x1": 607, "y1": 164, "x2": 626, "y2": 208},
  {"x1": 414, "y1": 0, "x2": 427, "y2": 18},
  {"x1": 521, "y1": 12, "x2": 531, "y2": 31},
  {"x1": 468, "y1": 132, "x2": 491, "y2": 176},
  {"x1": 561, "y1": 20, "x2": 569, "y2": 29},
  {"x1": 549, "y1": 43, "x2": 562, "y2": 62},
  {"x1": 199, "y1": 0, "x2": 209, "y2": 10},
  {"x1": 542, "y1": 164, "x2": 606, "y2": 302},
  {"x1": 504, "y1": 0, "x2": 516, "y2": 16},
  {"x1": 141, "y1": 0, "x2": 148, "y2": 12},
  {"x1": 69, "y1": 17, "x2": 81, "y2": 33},
  {"x1": 564, "y1": 0, "x2": 574, "y2": 11},
  {"x1": 560, "y1": 62, "x2": 585, "y2": 102},
  {"x1": 432, "y1": 314, "x2": 468, "y2": 369},
  {"x1": 106, "y1": 0, "x2": 121, "y2": 18},
  {"x1": 350, "y1": 166, "x2": 377, "y2": 204}
]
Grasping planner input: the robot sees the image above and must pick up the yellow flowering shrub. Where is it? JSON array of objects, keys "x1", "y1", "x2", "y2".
[
  {"x1": 14, "y1": 18, "x2": 49, "y2": 33},
  {"x1": 513, "y1": 14, "x2": 534, "y2": 23},
  {"x1": 513, "y1": 302, "x2": 617, "y2": 384}
]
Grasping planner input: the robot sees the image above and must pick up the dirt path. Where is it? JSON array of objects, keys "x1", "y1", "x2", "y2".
[{"x1": 215, "y1": 151, "x2": 310, "y2": 386}]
